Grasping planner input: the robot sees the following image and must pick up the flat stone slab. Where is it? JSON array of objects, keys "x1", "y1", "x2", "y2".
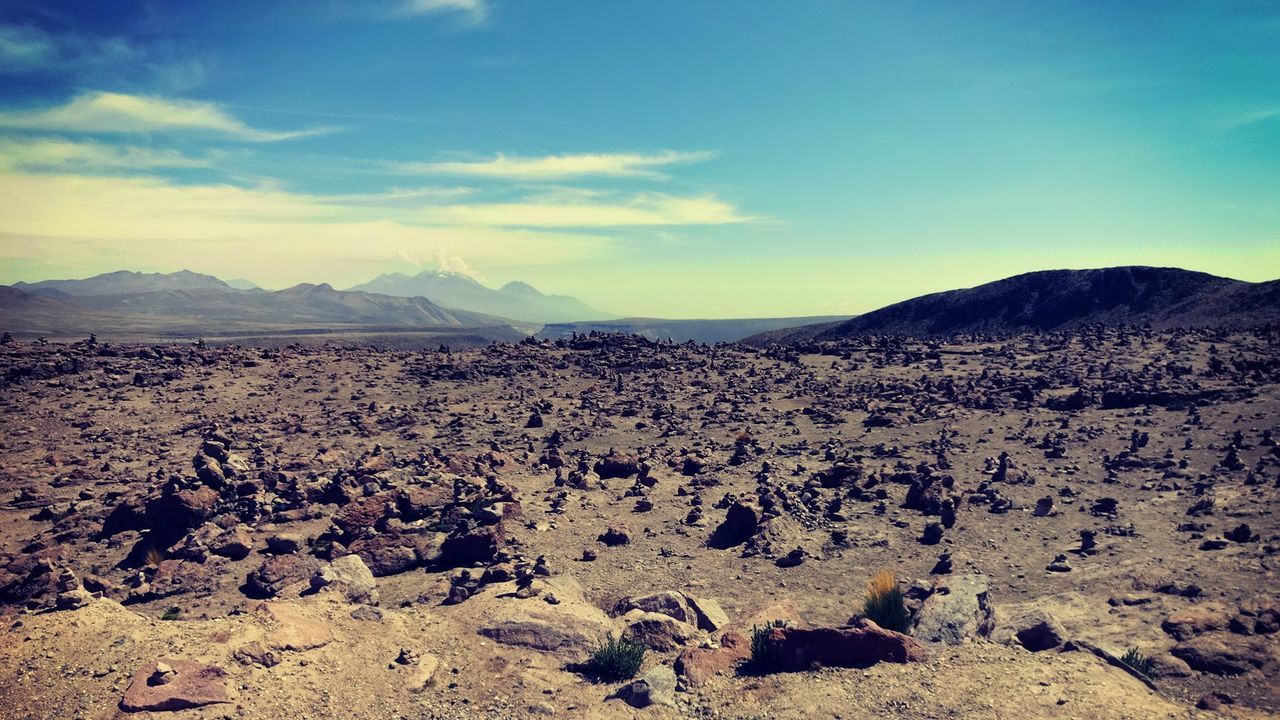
[{"x1": 120, "y1": 658, "x2": 231, "y2": 712}]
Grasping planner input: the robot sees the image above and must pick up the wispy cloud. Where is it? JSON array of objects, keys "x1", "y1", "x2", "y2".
[
  {"x1": 1221, "y1": 106, "x2": 1280, "y2": 129},
  {"x1": 0, "y1": 137, "x2": 211, "y2": 172},
  {"x1": 394, "y1": 0, "x2": 490, "y2": 24},
  {"x1": 0, "y1": 22, "x2": 208, "y2": 92},
  {"x1": 0, "y1": 23, "x2": 138, "y2": 74},
  {"x1": 418, "y1": 192, "x2": 751, "y2": 227},
  {"x1": 0, "y1": 92, "x2": 330, "y2": 142},
  {"x1": 398, "y1": 150, "x2": 715, "y2": 180}
]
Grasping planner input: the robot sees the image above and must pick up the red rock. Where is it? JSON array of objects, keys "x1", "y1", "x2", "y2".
[
  {"x1": 245, "y1": 554, "x2": 316, "y2": 598},
  {"x1": 333, "y1": 492, "x2": 395, "y2": 538},
  {"x1": 675, "y1": 629, "x2": 751, "y2": 685},
  {"x1": 1170, "y1": 631, "x2": 1276, "y2": 675},
  {"x1": 120, "y1": 658, "x2": 231, "y2": 712},
  {"x1": 398, "y1": 484, "x2": 454, "y2": 520},
  {"x1": 593, "y1": 450, "x2": 640, "y2": 479},
  {"x1": 1162, "y1": 606, "x2": 1229, "y2": 640},
  {"x1": 767, "y1": 619, "x2": 927, "y2": 670},
  {"x1": 348, "y1": 533, "x2": 420, "y2": 576}
]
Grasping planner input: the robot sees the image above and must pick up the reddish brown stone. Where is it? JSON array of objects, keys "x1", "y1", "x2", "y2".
[
  {"x1": 767, "y1": 619, "x2": 928, "y2": 670},
  {"x1": 120, "y1": 658, "x2": 230, "y2": 712},
  {"x1": 333, "y1": 492, "x2": 395, "y2": 538},
  {"x1": 675, "y1": 629, "x2": 752, "y2": 685}
]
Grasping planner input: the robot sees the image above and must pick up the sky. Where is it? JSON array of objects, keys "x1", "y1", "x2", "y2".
[{"x1": 0, "y1": 0, "x2": 1277, "y2": 318}]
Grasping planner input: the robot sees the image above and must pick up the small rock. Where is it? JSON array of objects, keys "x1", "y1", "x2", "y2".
[{"x1": 615, "y1": 665, "x2": 676, "y2": 708}]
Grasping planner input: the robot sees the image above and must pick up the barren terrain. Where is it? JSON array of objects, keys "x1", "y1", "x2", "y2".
[{"x1": 0, "y1": 327, "x2": 1277, "y2": 718}]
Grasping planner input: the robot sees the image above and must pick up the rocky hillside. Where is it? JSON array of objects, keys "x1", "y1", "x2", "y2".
[{"x1": 747, "y1": 267, "x2": 1280, "y2": 343}]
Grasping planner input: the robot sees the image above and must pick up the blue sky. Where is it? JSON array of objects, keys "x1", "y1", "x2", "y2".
[{"x1": 0, "y1": 0, "x2": 1277, "y2": 317}]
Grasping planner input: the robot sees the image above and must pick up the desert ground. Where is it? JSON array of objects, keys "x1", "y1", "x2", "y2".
[{"x1": 0, "y1": 327, "x2": 1276, "y2": 719}]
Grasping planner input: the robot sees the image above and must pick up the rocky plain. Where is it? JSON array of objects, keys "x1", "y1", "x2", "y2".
[{"x1": 0, "y1": 326, "x2": 1277, "y2": 719}]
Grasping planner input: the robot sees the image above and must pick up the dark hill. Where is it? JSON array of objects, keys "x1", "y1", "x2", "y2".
[{"x1": 745, "y1": 267, "x2": 1280, "y2": 344}]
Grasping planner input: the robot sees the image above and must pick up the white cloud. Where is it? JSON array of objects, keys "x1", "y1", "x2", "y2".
[
  {"x1": 0, "y1": 91, "x2": 329, "y2": 142},
  {"x1": 0, "y1": 137, "x2": 210, "y2": 172},
  {"x1": 0, "y1": 170, "x2": 611, "y2": 288},
  {"x1": 398, "y1": 150, "x2": 715, "y2": 180},
  {"x1": 418, "y1": 192, "x2": 751, "y2": 227},
  {"x1": 395, "y1": 0, "x2": 489, "y2": 24},
  {"x1": 394, "y1": 248, "x2": 484, "y2": 279}
]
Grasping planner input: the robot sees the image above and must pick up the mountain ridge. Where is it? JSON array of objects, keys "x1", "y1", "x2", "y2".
[
  {"x1": 745, "y1": 266, "x2": 1280, "y2": 344},
  {"x1": 347, "y1": 270, "x2": 609, "y2": 324}
]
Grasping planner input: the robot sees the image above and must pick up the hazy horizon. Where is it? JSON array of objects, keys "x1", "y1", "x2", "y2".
[
  {"x1": 8, "y1": 261, "x2": 1279, "y2": 322},
  {"x1": 2, "y1": 1, "x2": 1278, "y2": 318}
]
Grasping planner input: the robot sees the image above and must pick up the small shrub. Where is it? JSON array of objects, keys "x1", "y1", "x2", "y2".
[
  {"x1": 748, "y1": 620, "x2": 789, "y2": 672},
  {"x1": 144, "y1": 545, "x2": 167, "y2": 568},
  {"x1": 862, "y1": 570, "x2": 910, "y2": 633},
  {"x1": 1120, "y1": 647, "x2": 1154, "y2": 677},
  {"x1": 584, "y1": 634, "x2": 645, "y2": 682},
  {"x1": 161, "y1": 606, "x2": 181, "y2": 621}
]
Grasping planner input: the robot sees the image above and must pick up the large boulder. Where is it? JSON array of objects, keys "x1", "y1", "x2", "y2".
[
  {"x1": 675, "y1": 629, "x2": 751, "y2": 685},
  {"x1": 332, "y1": 492, "x2": 395, "y2": 539},
  {"x1": 615, "y1": 591, "x2": 695, "y2": 625},
  {"x1": 709, "y1": 500, "x2": 759, "y2": 548},
  {"x1": 311, "y1": 554, "x2": 378, "y2": 604},
  {"x1": 145, "y1": 488, "x2": 220, "y2": 546},
  {"x1": 1162, "y1": 605, "x2": 1230, "y2": 641},
  {"x1": 685, "y1": 595, "x2": 730, "y2": 631},
  {"x1": 622, "y1": 609, "x2": 698, "y2": 651},
  {"x1": 1171, "y1": 632, "x2": 1277, "y2": 675},
  {"x1": 992, "y1": 604, "x2": 1068, "y2": 651},
  {"x1": 911, "y1": 574, "x2": 994, "y2": 644},
  {"x1": 439, "y1": 525, "x2": 503, "y2": 567},
  {"x1": 472, "y1": 578, "x2": 618, "y2": 661},
  {"x1": 594, "y1": 450, "x2": 641, "y2": 480},
  {"x1": 210, "y1": 525, "x2": 253, "y2": 560},
  {"x1": 245, "y1": 555, "x2": 316, "y2": 598},
  {"x1": 347, "y1": 534, "x2": 420, "y2": 576},
  {"x1": 764, "y1": 619, "x2": 927, "y2": 670}
]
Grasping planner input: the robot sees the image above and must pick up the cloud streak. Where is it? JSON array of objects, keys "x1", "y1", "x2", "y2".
[
  {"x1": 0, "y1": 137, "x2": 211, "y2": 172},
  {"x1": 0, "y1": 92, "x2": 329, "y2": 142},
  {"x1": 394, "y1": 0, "x2": 489, "y2": 24},
  {"x1": 1221, "y1": 106, "x2": 1280, "y2": 129},
  {"x1": 418, "y1": 192, "x2": 750, "y2": 227},
  {"x1": 398, "y1": 150, "x2": 715, "y2": 180}
]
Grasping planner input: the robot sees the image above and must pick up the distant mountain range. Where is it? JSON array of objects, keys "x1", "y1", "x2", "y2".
[
  {"x1": 13, "y1": 269, "x2": 234, "y2": 296},
  {"x1": 5, "y1": 265, "x2": 1275, "y2": 346},
  {"x1": 348, "y1": 270, "x2": 609, "y2": 324},
  {"x1": 1, "y1": 270, "x2": 535, "y2": 343},
  {"x1": 746, "y1": 266, "x2": 1280, "y2": 344}
]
